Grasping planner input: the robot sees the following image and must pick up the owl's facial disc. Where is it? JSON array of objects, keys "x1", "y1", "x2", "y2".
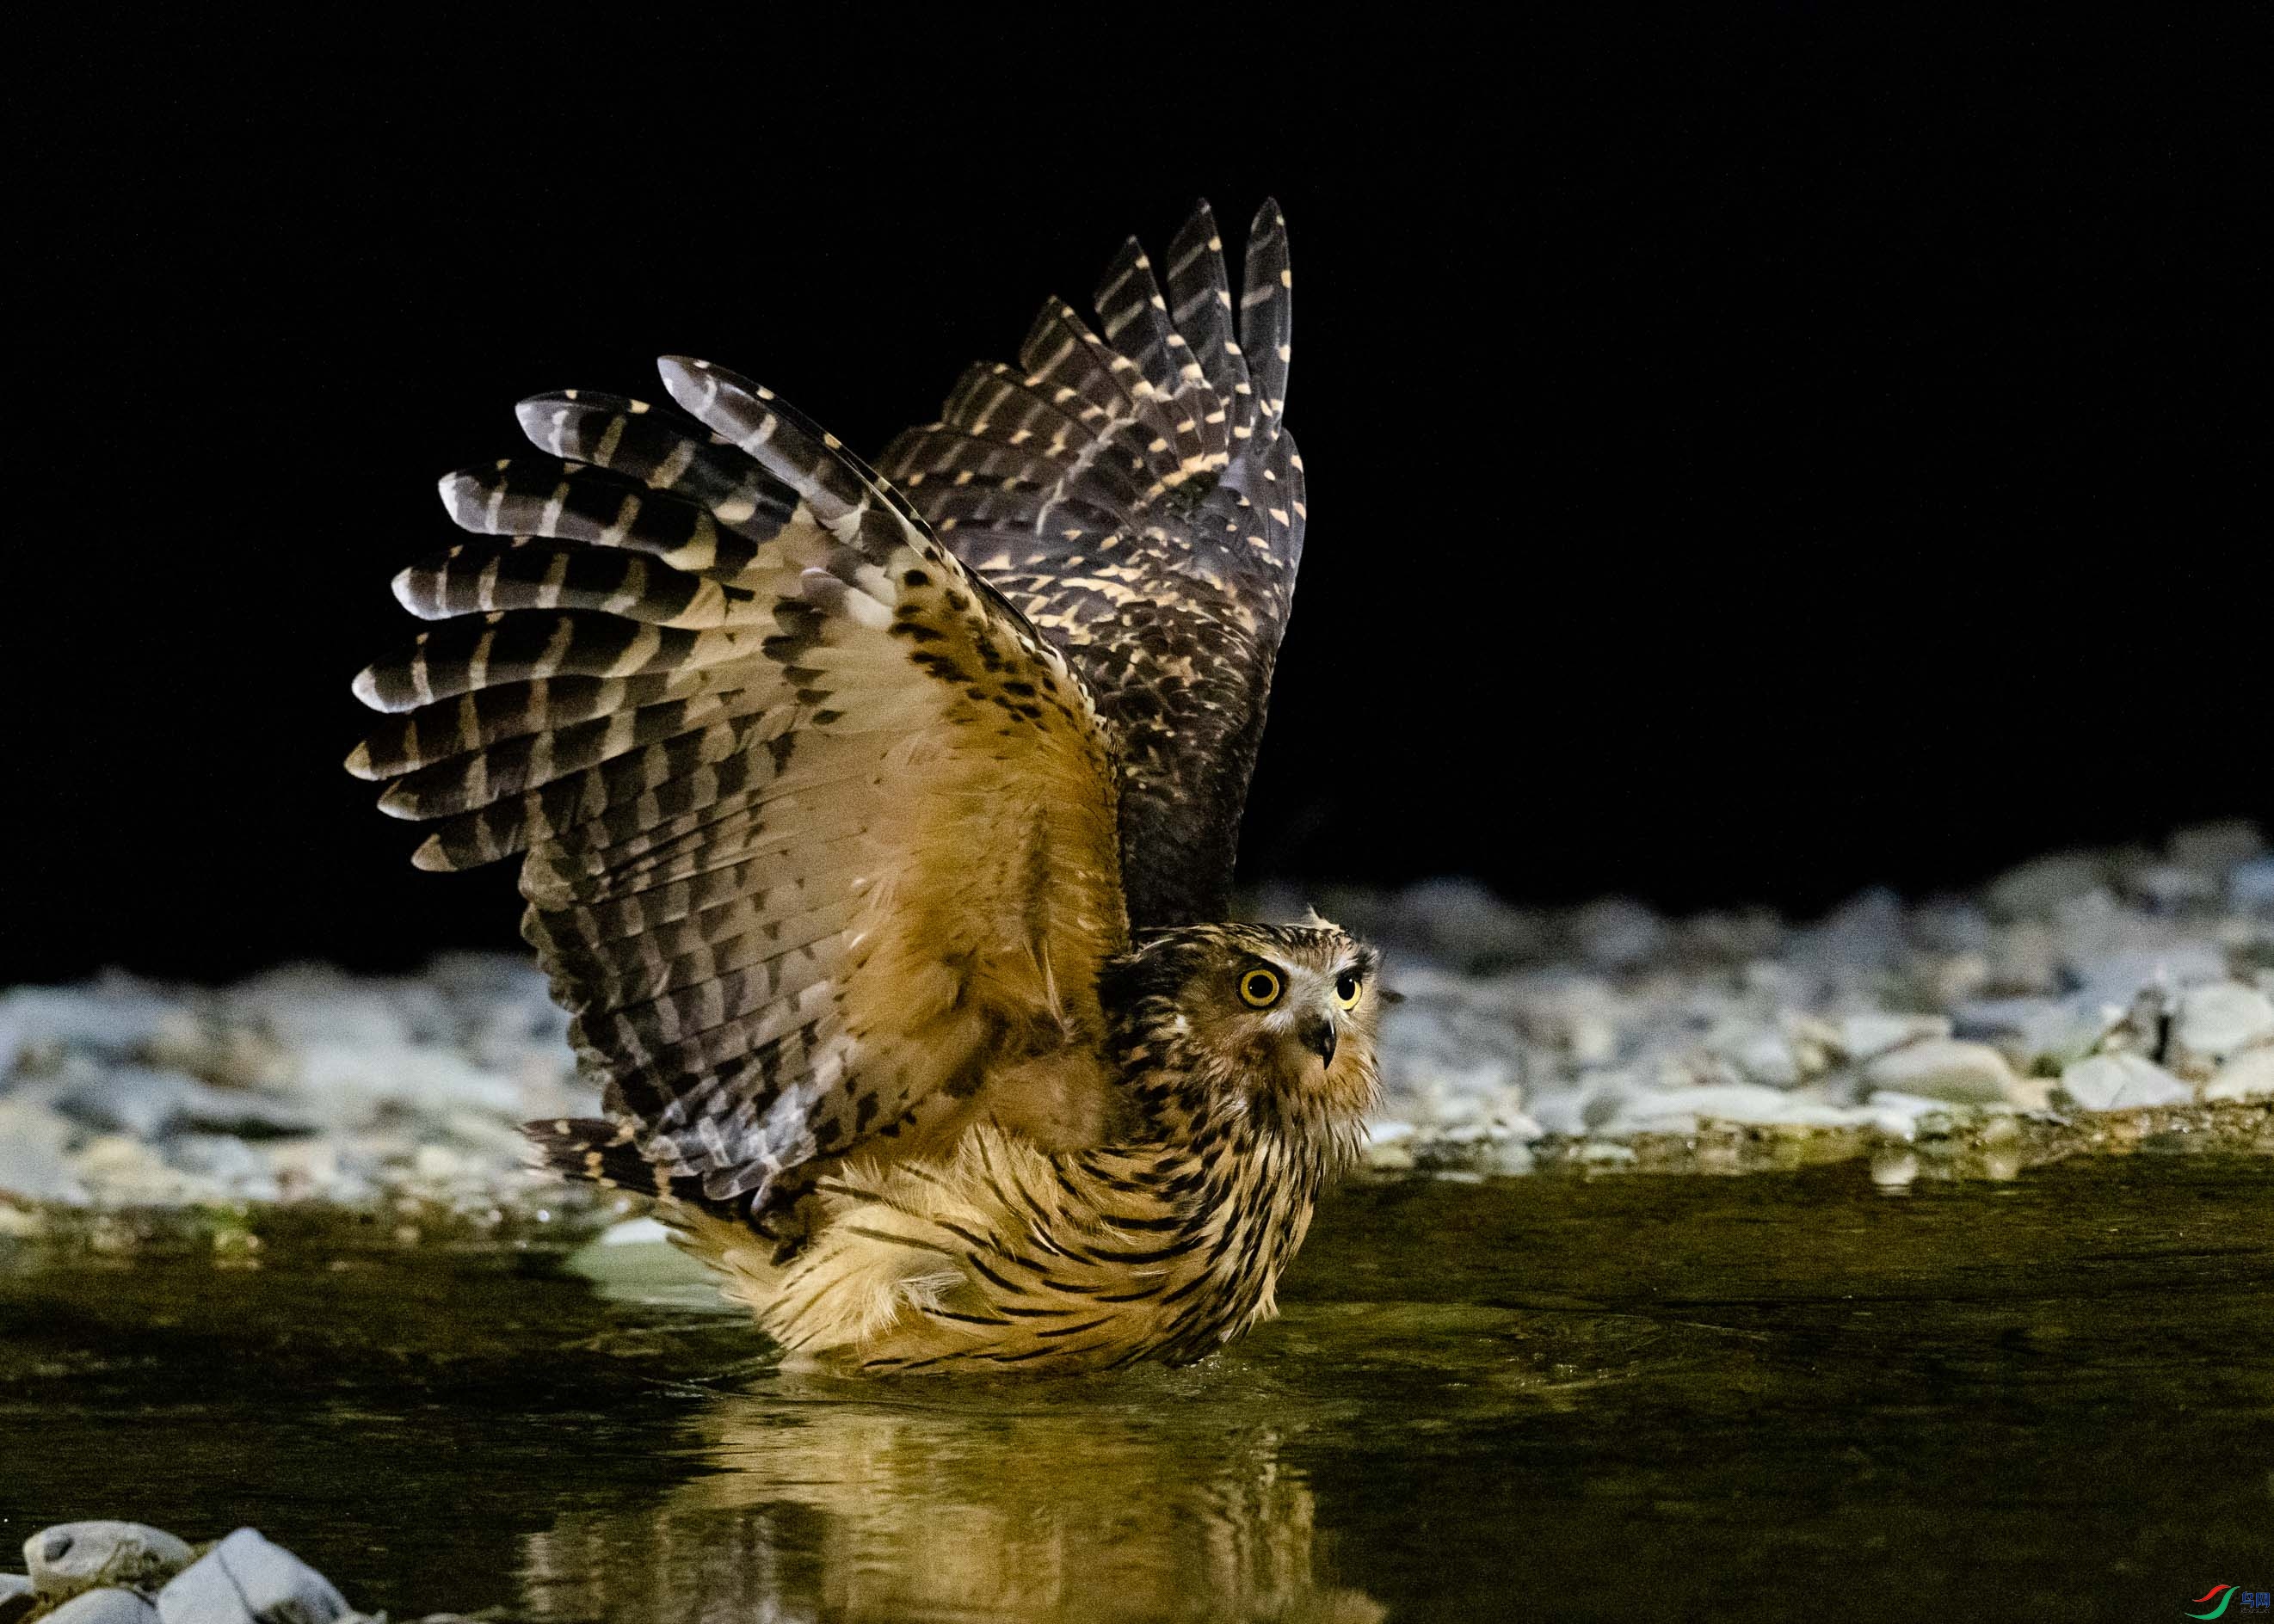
[{"x1": 1236, "y1": 950, "x2": 1377, "y2": 1113}]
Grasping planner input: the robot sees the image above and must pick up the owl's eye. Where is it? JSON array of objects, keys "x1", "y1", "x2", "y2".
[
  {"x1": 1238, "y1": 968, "x2": 1283, "y2": 1008},
  {"x1": 1334, "y1": 971, "x2": 1363, "y2": 1009}
]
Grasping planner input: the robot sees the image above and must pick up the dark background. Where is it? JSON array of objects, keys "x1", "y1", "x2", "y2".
[{"x1": 11, "y1": 22, "x2": 2263, "y2": 986}]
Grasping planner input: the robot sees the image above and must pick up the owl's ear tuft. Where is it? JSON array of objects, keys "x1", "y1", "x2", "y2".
[{"x1": 1300, "y1": 904, "x2": 1328, "y2": 928}]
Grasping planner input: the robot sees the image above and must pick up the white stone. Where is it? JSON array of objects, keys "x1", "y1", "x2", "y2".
[
  {"x1": 26, "y1": 1522, "x2": 194, "y2": 1599},
  {"x1": 1836, "y1": 1012, "x2": 1953, "y2": 1062},
  {"x1": 1864, "y1": 1040, "x2": 2021, "y2": 1105},
  {"x1": 2231, "y1": 857, "x2": 2274, "y2": 912},
  {"x1": 2168, "y1": 820, "x2": 2265, "y2": 870},
  {"x1": 1573, "y1": 897, "x2": 1667, "y2": 971},
  {"x1": 0, "y1": 1101, "x2": 85, "y2": 1204},
  {"x1": 1704, "y1": 1019, "x2": 1802, "y2": 1087},
  {"x1": 0, "y1": 981, "x2": 188, "y2": 1066},
  {"x1": 2068, "y1": 944, "x2": 2229, "y2": 1007},
  {"x1": 1953, "y1": 996, "x2": 2122, "y2": 1068},
  {"x1": 2126, "y1": 864, "x2": 2222, "y2": 911},
  {"x1": 2059, "y1": 1052, "x2": 2194, "y2": 1111},
  {"x1": 1390, "y1": 877, "x2": 1547, "y2": 967},
  {"x1": 1870, "y1": 1150, "x2": 1920, "y2": 1188},
  {"x1": 1602, "y1": 1083, "x2": 1870, "y2": 1138},
  {"x1": 155, "y1": 1529, "x2": 347, "y2": 1624},
  {"x1": 293, "y1": 1042, "x2": 521, "y2": 1126},
  {"x1": 1793, "y1": 888, "x2": 1907, "y2": 969},
  {"x1": 2203, "y1": 1048, "x2": 2274, "y2": 1103},
  {"x1": 1987, "y1": 852, "x2": 2108, "y2": 919},
  {"x1": 54, "y1": 1067, "x2": 314, "y2": 1142},
  {"x1": 43, "y1": 1591, "x2": 161, "y2": 1623},
  {"x1": 2173, "y1": 984, "x2": 2274, "y2": 1062}
]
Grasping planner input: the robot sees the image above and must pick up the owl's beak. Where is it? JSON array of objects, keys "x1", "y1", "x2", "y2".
[{"x1": 1298, "y1": 1013, "x2": 1337, "y2": 1067}]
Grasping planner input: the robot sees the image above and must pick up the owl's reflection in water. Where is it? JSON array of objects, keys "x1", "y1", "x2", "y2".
[{"x1": 519, "y1": 1375, "x2": 1384, "y2": 1624}]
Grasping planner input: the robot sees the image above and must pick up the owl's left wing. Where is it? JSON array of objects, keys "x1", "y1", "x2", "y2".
[
  {"x1": 877, "y1": 200, "x2": 1304, "y2": 930},
  {"x1": 348, "y1": 360, "x2": 1128, "y2": 1209}
]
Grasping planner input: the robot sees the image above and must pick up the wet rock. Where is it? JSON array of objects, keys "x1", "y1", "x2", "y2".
[
  {"x1": 1865, "y1": 1092, "x2": 1958, "y2": 1141},
  {"x1": 46, "y1": 1592, "x2": 162, "y2": 1624},
  {"x1": 2125, "y1": 863, "x2": 2224, "y2": 913},
  {"x1": 1951, "y1": 995, "x2": 2121, "y2": 1070},
  {"x1": 1572, "y1": 898, "x2": 1667, "y2": 972},
  {"x1": 1835, "y1": 1012, "x2": 1953, "y2": 1063},
  {"x1": 1791, "y1": 888, "x2": 1907, "y2": 970},
  {"x1": 2172, "y1": 983, "x2": 2274, "y2": 1065},
  {"x1": 160, "y1": 1135, "x2": 284, "y2": 1201},
  {"x1": 0, "y1": 980, "x2": 189, "y2": 1069},
  {"x1": 2068, "y1": 944, "x2": 2229, "y2": 1007},
  {"x1": 155, "y1": 1529, "x2": 348, "y2": 1624},
  {"x1": 2231, "y1": 858, "x2": 2274, "y2": 913},
  {"x1": 54, "y1": 1067, "x2": 315, "y2": 1141},
  {"x1": 2168, "y1": 820, "x2": 2265, "y2": 871},
  {"x1": 1385, "y1": 877, "x2": 1549, "y2": 969},
  {"x1": 0, "y1": 1100, "x2": 85, "y2": 1204},
  {"x1": 1987, "y1": 852, "x2": 2110, "y2": 920},
  {"x1": 1607, "y1": 1083, "x2": 1864, "y2": 1136},
  {"x1": 26, "y1": 1522, "x2": 194, "y2": 1600},
  {"x1": 2058, "y1": 1052, "x2": 2194, "y2": 1111},
  {"x1": 1702, "y1": 1018, "x2": 1803, "y2": 1087},
  {"x1": 292, "y1": 1042, "x2": 521, "y2": 1127},
  {"x1": 1864, "y1": 1040, "x2": 2022, "y2": 1106},
  {"x1": 2203, "y1": 1048, "x2": 2274, "y2": 1104}
]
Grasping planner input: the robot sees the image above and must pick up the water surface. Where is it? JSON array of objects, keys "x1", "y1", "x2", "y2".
[{"x1": 3, "y1": 1158, "x2": 2270, "y2": 1621}]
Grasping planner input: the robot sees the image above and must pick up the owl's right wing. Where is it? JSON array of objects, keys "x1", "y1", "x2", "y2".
[{"x1": 348, "y1": 360, "x2": 1129, "y2": 1209}]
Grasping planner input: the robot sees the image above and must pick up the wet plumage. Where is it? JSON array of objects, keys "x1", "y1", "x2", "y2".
[{"x1": 348, "y1": 201, "x2": 1377, "y2": 1374}]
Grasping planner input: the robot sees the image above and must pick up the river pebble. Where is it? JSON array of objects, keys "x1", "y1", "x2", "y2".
[
  {"x1": 25, "y1": 1522, "x2": 194, "y2": 1601},
  {"x1": 1863, "y1": 1040, "x2": 2023, "y2": 1106},
  {"x1": 2, "y1": 826, "x2": 2269, "y2": 1218},
  {"x1": 46, "y1": 1592, "x2": 161, "y2": 1624},
  {"x1": 2059, "y1": 1052, "x2": 2196, "y2": 1111},
  {"x1": 2173, "y1": 983, "x2": 2274, "y2": 1066},
  {"x1": 156, "y1": 1529, "x2": 347, "y2": 1624},
  {"x1": 2204, "y1": 1048, "x2": 2274, "y2": 1104}
]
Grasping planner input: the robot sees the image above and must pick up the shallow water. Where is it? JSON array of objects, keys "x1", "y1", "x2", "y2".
[{"x1": 3, "y1": 1159, "x2": 2271, "y2": 1621}]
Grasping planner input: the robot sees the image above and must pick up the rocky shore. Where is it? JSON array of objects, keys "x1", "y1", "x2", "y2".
[
  {"x1": 3, "y1": 826, "x2": 2270, "y2": 1254},
  {"x1": 0, "y1": 1521, "x2": 484, "y2": 1623}
]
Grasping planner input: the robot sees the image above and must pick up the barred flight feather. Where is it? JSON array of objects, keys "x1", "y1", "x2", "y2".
[
  {"x1": 353, "y1": 358, "x2": 1129, "y2": 1208},
  {"x1": 878, "y1": 200, "x2": 1305, "y2": 926}
]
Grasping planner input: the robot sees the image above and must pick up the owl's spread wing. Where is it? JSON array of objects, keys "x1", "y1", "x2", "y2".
[
  {"x1": 349, "y1": 359, "x2": 1129, "y2": 1205},
  {"x1": 877, "y1": 200, "x2": 1305, "y2": 928}
]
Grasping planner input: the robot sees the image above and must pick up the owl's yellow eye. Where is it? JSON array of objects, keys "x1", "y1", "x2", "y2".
[
  {"x1": 1334, "y1": 971, "x2": 1363, "y2": 1009},
  {"x1": 1238, "y1": 968, "x2": 1283, "y2": 1008}
]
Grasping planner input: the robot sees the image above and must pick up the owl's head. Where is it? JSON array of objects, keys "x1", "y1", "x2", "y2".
[{"x1": 1103, "y1": 917, "x2": 1388, "y2": 1137}]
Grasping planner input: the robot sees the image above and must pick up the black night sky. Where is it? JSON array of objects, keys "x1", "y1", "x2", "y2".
[{"x1": 11, "y1": 21, "x2": 2263, "y2": 986}]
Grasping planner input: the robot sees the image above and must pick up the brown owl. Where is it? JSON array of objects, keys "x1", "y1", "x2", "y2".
[{"x1": 347, "y1": 201, "x2": 1385, "y2": 1374}]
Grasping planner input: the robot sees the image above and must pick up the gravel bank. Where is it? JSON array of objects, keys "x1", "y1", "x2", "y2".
[{"x1": 4, "y1": 825, "x2": 2270, "y2": 1250}]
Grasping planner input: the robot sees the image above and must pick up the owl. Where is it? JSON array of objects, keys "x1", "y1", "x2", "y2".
[{"x1": 347, "y1": 200, "x2": 1386, "y2": 1374}]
